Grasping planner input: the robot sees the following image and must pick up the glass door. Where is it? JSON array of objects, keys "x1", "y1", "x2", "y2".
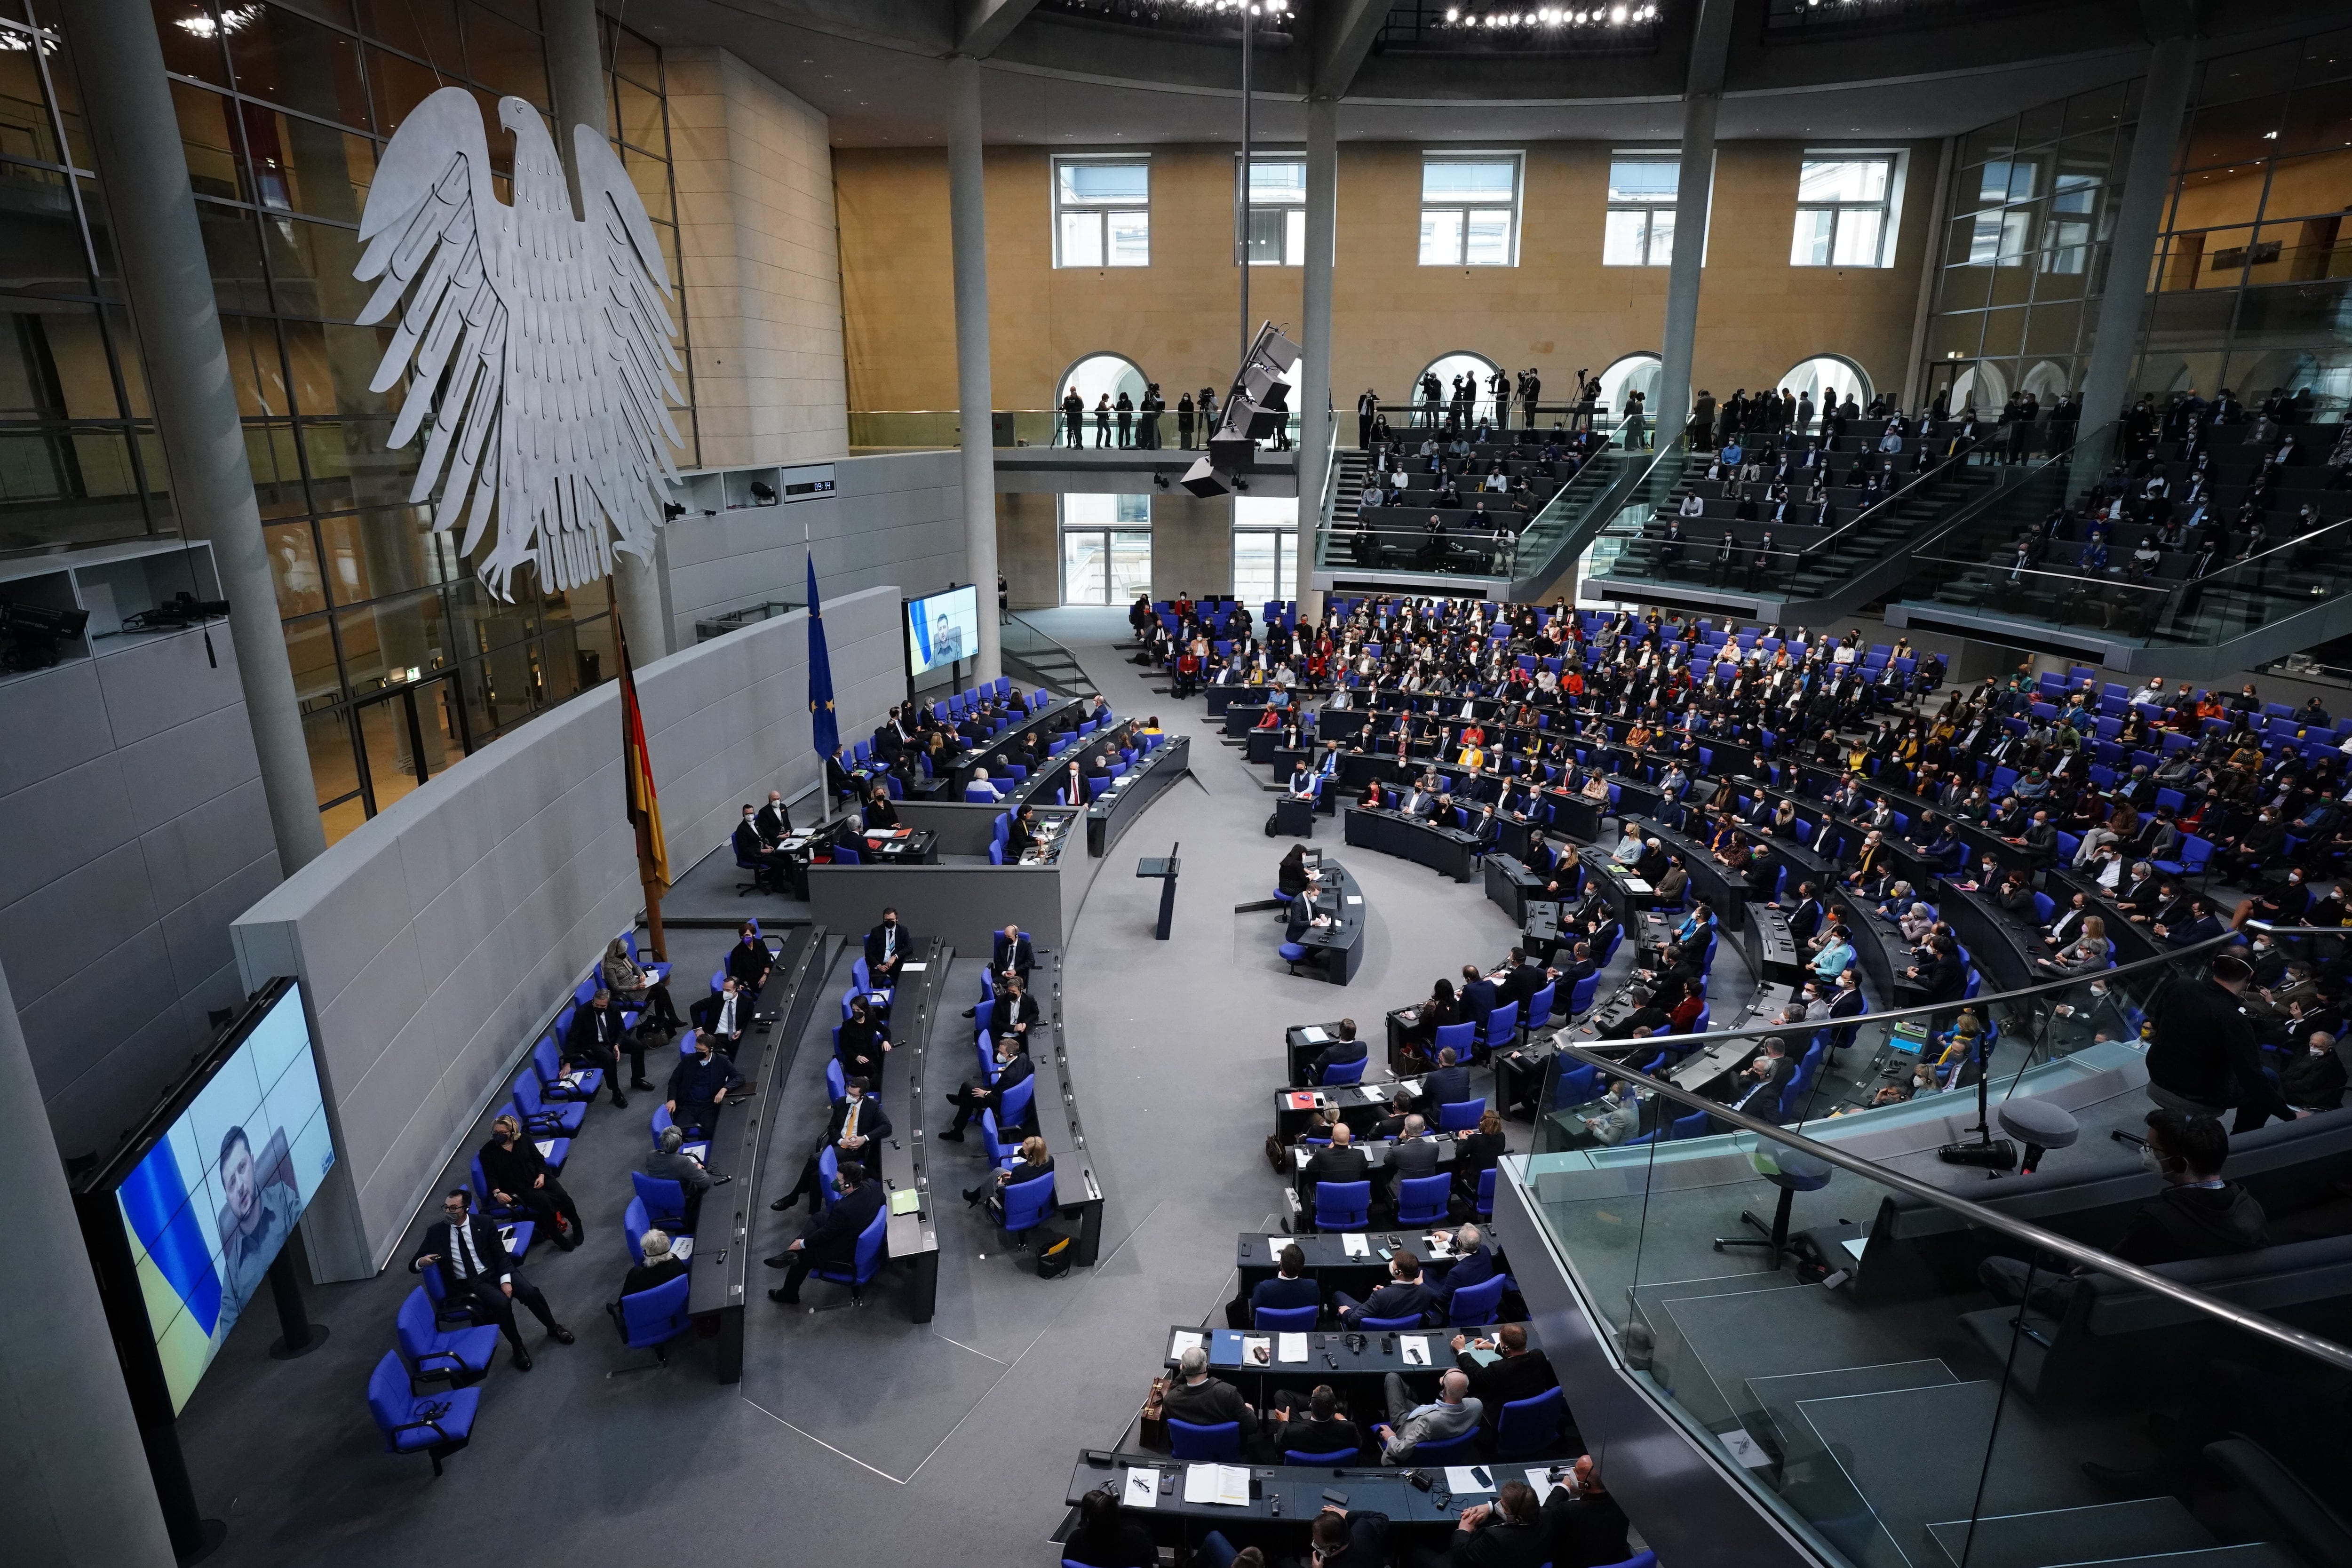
[{"x1": 350, "y1": 669, "x2": 470, "y2": 817}]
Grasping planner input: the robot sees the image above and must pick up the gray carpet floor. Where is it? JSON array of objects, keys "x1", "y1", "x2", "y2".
[{"x1": 168, "y1": 606, "x2": 1561, "y2": 1568}]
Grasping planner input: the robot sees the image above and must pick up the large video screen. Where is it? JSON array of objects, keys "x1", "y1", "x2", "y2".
[
  {"x1": 113, "y1": 983, "x2": 333, "y2": 1413},
  {"x1": 906, "y1": 584, "x2": 980, "y2": 677}
]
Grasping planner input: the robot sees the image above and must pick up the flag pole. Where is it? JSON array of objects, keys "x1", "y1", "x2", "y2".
[{"x1": 609, "y1": 575, "x2": 670, "y2": 963}]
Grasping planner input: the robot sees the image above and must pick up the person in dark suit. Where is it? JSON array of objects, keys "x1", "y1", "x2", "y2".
[
  {"x1": 478, "y1": 1113, "x2": 584, "y2": 1250},
  {"x1": 1309, "y1": 1018, "x2": 1368, "y2": 1084},
  {"x1": 1295, "y1": 1506, "x2": 1390, "y2": 1568},
  {"x1": 1781, "y1": 882, "x2": 1825, "y2": 945},
  {"x1": 726, "y1": 922, "x2": 772, "y2": 998},
  {"x1": 1453, "y1": 1110, "x2": 1509, "y2": 1208},
  {"x1": 562, "y1": 989, "x2": 631, "y2": 1107},
  {"x1": 967, "y1": 1133, "x2": 1053, "y2": 1220},
  {"x1": 1160, "y1": 1344, "x2": 1260, "y2": 1439},
  {"x1": 1005, "y1": 806, "x2": 1041, "y2": 860},
  {"x1": 1264, "y1": 1384, "x2": 1364, "y2": 1464},
  {"x1": 733, "y1": 804, "x2": 790, "y2": 888},
  {"x1": 834, "y1": 993, "x2": 890, "y2": 1086},
  {"x1": 2283, "y1": 1029, "x2": 2346, "y2": 1112},
  {"x1": 618, "y1": 1226, "x2": 690, "y2": 1300},
  {"x1": 1298, "y1": 1121, "x2": 1372, "y2": 1216},
  {"x1": 1416, "y1": 1047, "x2": 1473, "y2": 1118},
  {"x1": 689, "y1": 976, "x2": 752, "y2": 1055},
  {"x1": 1062, "y1": 1488, "x2": 1158, "y2": 1568},
  {"x1": 765, "y1": 1161, "x2": 885, "y2": 1304},
  {"x1": 409, "y1": 1189, "x2": 573, "y2": 1369},
  {"x1": 991, "y1": 923, "x2": 1034, "y2": 980},
  {"x1": 1334, "y1": 1250, "x2": 1440, "y2": 1327},
  {"x1": 824, "y1": 745, "x2": 856, "y2": 817},
  {"x1": 940, "y1": 1034, "x2": 1032, "y2": 1139},
  {"x1": 1251, "y1": 1243, "x2": 1322, "y2": 1318},
  {"x1": 1495, "y1": 948, "x2": 1545, "y2": 1012},
  {"x1": 1430, "y1": 1224, "x2": 1501, "y2": 1308},
  {"x1": 1451, "y1": 1322, "x2": 1559, "y2": 1429},
  {"x1": 1383, "y1": 1114, "x2": 1442, "y2": 1211},
  {"x1": 864, "y1": 907, "x2": 910, "y2": 986},
  {"x1": 644, "y1": 1126, "x2": 714, "y2": 1232},
  {"x1": 982, "y1": 972, "x2": 1041, "y2": 1048},
  {"x1": 1824, "y1": 967, "x2": 1868, "y2": 1051},
  {"x1": 1458, "y1": 964, "x2": 1501, "y2": 1030},
  {"x1": 754, "y1": 789, "x2": 792, "y2": 844},
  {"x1": 862, "y1": 783, "x2": 899, "y2": 829},
  {"x1": 1718, "y1": 1038, "x2": 1795, "y2": 1127},
  {"x1": 773, "y1": 1075, "x2": 890, "y2": 1211},
  {"x1": 664, "y1": 1031, "x2": 744, "y2": 1140},
  {"x1": 1546, "y1": 1457, "x2": 1632, "y2": 1568}
]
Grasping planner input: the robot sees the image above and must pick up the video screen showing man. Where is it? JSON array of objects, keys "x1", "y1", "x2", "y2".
[
  {"x1": 932, "y1": 609, "x2": 964, "y2": 663},
  {"x1": 215, "y1": 1122, "x2": 300, "y2": 1331}
]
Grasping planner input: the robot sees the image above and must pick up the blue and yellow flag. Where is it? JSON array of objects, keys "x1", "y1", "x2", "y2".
[{"x1": 807, "y1": 551, "x2": 838, "y2": 762}]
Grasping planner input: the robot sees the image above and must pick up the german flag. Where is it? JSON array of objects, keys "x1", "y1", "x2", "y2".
[{"x1": 618, "y1": 607, "x2": 670, "y2": 888}]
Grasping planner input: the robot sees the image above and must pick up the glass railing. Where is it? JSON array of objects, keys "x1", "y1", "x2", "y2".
[
  {"x1": 1589, "y1": 421, "x2": 2116, "y2": 604},
  {"x1": 1895, "y1": 422, "x2": 2352, "y2": 652},
  {"x1": 1319, "y1": 414, "x2": 1645, "y2": 584},
  {"x1": 1519, "y1": 923, "x2": 2352, "y2": 1568},
  {"x1": 847, "y1": 408, "x2": 1304, "y2": 451}
]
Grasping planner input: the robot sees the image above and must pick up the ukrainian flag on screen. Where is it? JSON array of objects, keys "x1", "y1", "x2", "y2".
[{"x1": 119, "y1": 1138, "x2": 224, "y2": 1411}]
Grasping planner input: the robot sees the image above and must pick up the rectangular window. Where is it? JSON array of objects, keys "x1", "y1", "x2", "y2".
[
  {"x1": 1790, "y1": 155, "x2": 1895, "y2": 268},
  {"x1": 2042, "y1": 173, "x2": 2098, "y2": 274},
  {"x1": 1054, "y1": 157, "x2": 1151, "y2": 268},
  {"x1": 1060, "y1": 494, "x2": 1152, "y2": 605},
  {"x1": 1240, "y1": 156, "x2": 1309, "y2": 266},
  {"x1": 1232, "y1": 496, "x2": 1298, "y2": 602},
  {"x1": 1603, "y1": 156, "x2": 1678, "y2": 266},
  {"x1": 1420, "y1": 154, "x2": 1521, "y2": 266}
]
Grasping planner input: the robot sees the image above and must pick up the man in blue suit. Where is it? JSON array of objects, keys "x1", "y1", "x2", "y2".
[
  {"x1": 1429, "y1": 1225, "x2": 1502, "y2": 1310},
  {"x1": 1413, "y1": 1047, "x2": 1473, "y2": 1122},
  {"x1": 1249, "y1": 1244, "x2": 1322, "y2": 1319},
  {"x1": 1334, "y1": 1251, "x2": 1441, "y2": 1328}
]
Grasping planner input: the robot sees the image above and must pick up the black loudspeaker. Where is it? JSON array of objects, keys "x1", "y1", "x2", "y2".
[{"x1": 1179, "y1": 457, "x2": 1229, "y2": 498}]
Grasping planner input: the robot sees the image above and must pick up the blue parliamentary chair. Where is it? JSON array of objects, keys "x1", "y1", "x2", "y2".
[
  {"x1": 1356, "y1": 1313, "x2": 1424, "y2": 1331},
  {"x1": 1446, "y1": 1272, "x2": 1508, "y2": 1327},
  {"x1": 1168, "y1": 1418, "x2": 1243, "y2": 1461},
  {"x1": 395, "y1": 1287, "x2": 497, "y2": 1389},
  {"x1": 998, "y1": 1171, "x2": 1059, "y2": 1247},
  {"x1": 1438, "y1": 1098, "x2": 1486, "y2": 1132},
  {"x1": 607, "y1": 1271, "x2": 693, "y2": 1362},
  {"x1": 367, "y1": 1350, "x2": 479, "y2": 1477},
  {"x1": 1396, "y1": 1174, "x2": 1451, "y2": 1227},
  {"x1": 1313, "y1": 1179, "x2": 1371, "y2": 1230},
  {"x1": 1494, "y1": 1387, "x2": 1568, "y2": 1459},
  {"x1": 631, "y1": 1171, "x2": 687, "y2": 1230},
  {"x1": 1254, "y1": 1303, "x2": 1320, "y2": 1331},
  {"x1": 1407, "y1": 1427, "x2": 1479, "y2": 1465},
  {"x1": 1318, "y1": 1054, "x2": 1369, "y2": 1087},
  {"x1": 810, "y1": 1203, "x2": 890, "y2": 1303}
]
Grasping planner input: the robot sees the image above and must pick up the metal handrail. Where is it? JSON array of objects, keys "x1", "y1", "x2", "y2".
[{"x1": 1545, "y1": 923, "x2": 2352, "y2": 1374}]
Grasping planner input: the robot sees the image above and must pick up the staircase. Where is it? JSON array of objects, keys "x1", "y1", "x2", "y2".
[
  {"x1": 1001, "y1": 615, "x2": 1092, "y2": 695},
  {"x1": 1331, "y1": 450, "x2": 1369, "y2": 532}
]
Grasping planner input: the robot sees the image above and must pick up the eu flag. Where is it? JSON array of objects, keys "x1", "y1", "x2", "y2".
[{"x1": 806, "y1": 552, "x2": 838, "y2": 763}]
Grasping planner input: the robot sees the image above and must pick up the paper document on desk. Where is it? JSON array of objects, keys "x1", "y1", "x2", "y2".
[
  {"x1": 1269, "y1": 1236, "x2": 1292, "y2": 1262},
  {"x1": 1278, "y1": 1332, "x2": 1309, "y2": 1363},
  {"x1": 535, "y1": 1140, "x2": 556, "y2": 1157},
  {"x1": 1124, "y1": 1467, "x2": 1160, "y2": 1508},
  {"x1": 1170, "y1": 1330, "x2": 1206, "y2": 1360},
  {"x1": 671, "y1": 1237, "x2": 694, "y2": 1261},
  {"x1": 1342, "y1": 1232, "x2": 1371, "y2": 1257},
  {"x1": 1464, "y1": 1347, "x2": 1502, "y2": 1367},
  {"x1": 1527, "y1": 1467, "x2": 1565, "y2": 1503},
  {"x1": 1357, "y1": 1082, "x2": 1388, "y2": 1102},
  {"x1": 1298, "y1": 1025, "x2": 1329, "y2": 1044},
  {"x1": 1446, "y1": 1466, "x2": 1495, "y2": 1495},
  {"x1": 1183, "y1": 1464, "x2": 1251, "y2": 1506},
  {"x1": 898, "y1": 962, "x2": 928, "y2": 972},
  {"x1": 1400, "y1": 1335, "x2": 1432, "y2": 1366},
  {"x1": 1622, "y1": 878, "x2": 1653, "y2": 893},
  {"x1": 1346, "y1": 895, "x2": 1364, "y2": 905},
  {"x1": 1240, "y1": 1335, "x2": 1271, "y2": 1367}
]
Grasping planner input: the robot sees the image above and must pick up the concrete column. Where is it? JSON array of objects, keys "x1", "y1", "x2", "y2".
[
  {"x1": 0, "y1": 959, "x2": 175, "y2": 1568},
  {"x1": 546, "y1": 0, "x2": 670, "y2": 658},
  {"x1": 2077, "y1": 32, "x2": 2199, "y2": 434},
  {"x1": 948, "y1": 54, "x2": 1003, "y2": 681},
  {"x1": 1295, "y1": 96, "x2": 1338, "y2": 627},
  {"x1": 1653, "y1": 0, "x2": 1736, "y2": 447},
  {"x1": 62, "y1": 0, "x2": 326, "y2": 876}
]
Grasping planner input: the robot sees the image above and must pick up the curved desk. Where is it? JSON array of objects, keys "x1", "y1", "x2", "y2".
[
  {"x1": 1292, "y1": 859, "x2": 1368, "y2": 984},
  {"x1": 877, "y1": 937, "x2": 948, "y2": 1323},
  {"x1": 1935, "y1": 882, "x2": 2045, "y2": 993},
  {"x1": 1343, "y1": 805, "x2": 1480, "y2": 883},
  {"x1": 1086, "y1": 734, "x2": 1191, "y2": 857},
  {"x1": 1623, "y1": 817, "x2": 1751, "y2": 931}
]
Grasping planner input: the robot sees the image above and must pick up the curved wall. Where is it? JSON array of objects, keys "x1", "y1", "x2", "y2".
[{"x1": 230, "y1": 585, "x2": 906, "y2": 1280}]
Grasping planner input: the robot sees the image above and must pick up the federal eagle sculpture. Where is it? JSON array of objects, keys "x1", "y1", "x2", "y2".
[{"x1": 355, "y1": 88, "x2": 683, "y2": 600}]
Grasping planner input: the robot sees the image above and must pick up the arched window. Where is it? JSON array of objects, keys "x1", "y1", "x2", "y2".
[
  {"x1": 1779, "y1": 355, "x2": 1873, "y2": 426},
  {"x1": 1055, "y1": 353, "x2": 1150, "y2": 447},
  {"x1": 1410, "y1": 351, "x2": 1504, "y2": 425},
  {"x1": 1597, "y1": 353, "x2": 1661, "y2": 428},
  {"x1": 2019, "y1": 360, "x2": 2070, "y2": 402},
  {"x1": 1947, "y1": 360, "x2": 2009, "y2": 417}
]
